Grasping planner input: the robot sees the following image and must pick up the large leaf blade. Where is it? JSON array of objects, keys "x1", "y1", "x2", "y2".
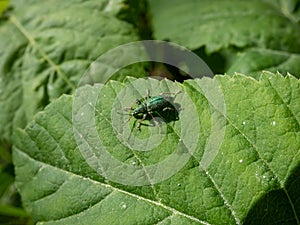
[
  {"x1": 227, "y1": 49, "x2": 300, "y2": 79},
  {"x1": 13, "y1": 74, "x2": 300, "y2": 224},
  {"x1": 149, "y1": 0, "x2": 300, "y2": 53},
  {"x1": 0, "y1": 0, "x2": 147, "y2": 145}
]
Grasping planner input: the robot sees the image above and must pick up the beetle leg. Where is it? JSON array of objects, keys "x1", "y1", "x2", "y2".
[
  {"x1": 146, "y1": 89, "x2": 151, "y2": 99},
  {"x1": 136, "y1": 121, "x2": 142, "y2": 131},
  {"x1": 147, "y1": 112, "x2": 163, "y2": 126},
  {"x1": 136, "y1": 99, "x2": 143, "y2": 105},
  {"x1": 136, "y1": 113, "x2": 148, "y2": 130},
  {"x1": 163, "y1": 107, "x2": 174, "y2": 111},
  {"x1": 122, "y1": 107, "x2": 133, "y2": 111},
  {"x1": 123, "y1": 98, "x2": 138, "y2": 111}
]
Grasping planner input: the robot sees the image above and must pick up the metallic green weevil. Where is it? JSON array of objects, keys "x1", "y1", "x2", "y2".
[{"x1": 126, "y1": 91, "x2": 181, "y2": 130}]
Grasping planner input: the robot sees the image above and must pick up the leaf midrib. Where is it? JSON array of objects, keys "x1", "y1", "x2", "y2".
[
  {"x1": 9, "y1": 15, "x2": 76, "y2": 91},
  {"x1": 15, "y1": 148, "x2": 210, "y2": 225}
]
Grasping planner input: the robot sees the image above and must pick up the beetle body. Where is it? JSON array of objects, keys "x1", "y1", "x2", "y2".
[
  {"x1": 129, "y1": 95, "x2": 175, "y2": 130},
  {"x1": 132, "y1": 96, "x2": 170, "y2": 118}
]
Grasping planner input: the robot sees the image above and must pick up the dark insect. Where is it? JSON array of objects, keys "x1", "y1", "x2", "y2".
[{"x1": 125, "y1": 90, "x2": 181, "y2": 130}]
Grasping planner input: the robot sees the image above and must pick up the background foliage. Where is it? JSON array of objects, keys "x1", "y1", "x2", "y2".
[{"x1": 0, "y1": 0, "x2": 299, "y2": 224}]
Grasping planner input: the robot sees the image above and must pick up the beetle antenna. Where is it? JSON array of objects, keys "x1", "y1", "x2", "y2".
[
  {"x1": 120, "y1": 113, "x2": 133, "y2": 129},
  {"x1": 160, "y1": 90, "x2": 182, "y2": 97},
  {"x1": 117, "y1": 111, "x2": 131, "y2": 115}
]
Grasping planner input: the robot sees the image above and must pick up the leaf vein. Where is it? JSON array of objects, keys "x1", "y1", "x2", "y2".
[
  {"x1": 16, "y1": 149, "x2": 211, "y2": 225},
  {"x1": 9, "y1": 15, "x2": 75, "y2": 91}
]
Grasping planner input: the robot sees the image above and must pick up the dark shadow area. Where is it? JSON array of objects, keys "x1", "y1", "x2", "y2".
[
  {"x1": 244, "y1": 163, "x2": 300, "y2": 225},
  {"x1": 148, "y1": 46, "x2": 240, "y2": 82},
  {"x1": 194, "y1": 46, "x2": 238, "y2": 75},
  {"x1": 150, "y1": 101, "x2": 180, "y2": 123}
]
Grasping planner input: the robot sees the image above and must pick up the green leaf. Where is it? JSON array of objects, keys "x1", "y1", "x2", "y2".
[
  {"x1": 0, "y1": 0, "x2": 147, "y2": 145},
  {"x1": 0, "y1": 0, "x2": 9, "y2": 17},
  {"x1": 148, "y1": 0, "x2": 300, "y2": 53},
  {"x1": 0, "y1": 168, "x2": 31, "y2": 224},
  {"x1": 13, "y1": 74, "x2": 300, "y2": 224},
  {"x1": 263, "y1": 0, "x2": 300, "y2": 23},
  {"x1": 0, "y1": 204, "x2": 28, "y2": 218},
  {"x1": 227, "y1": 48, "x2": 300, "y2": 79}
]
